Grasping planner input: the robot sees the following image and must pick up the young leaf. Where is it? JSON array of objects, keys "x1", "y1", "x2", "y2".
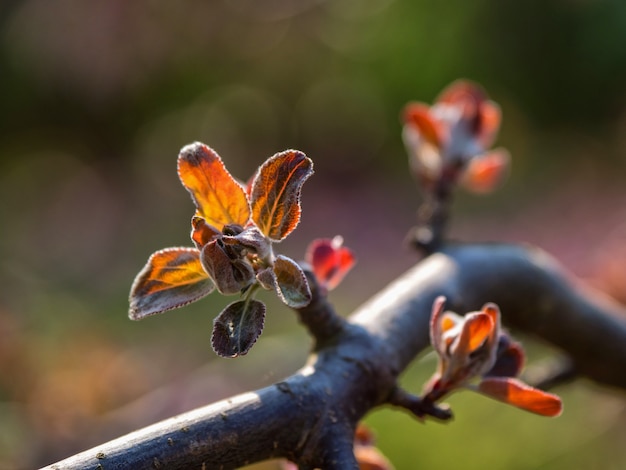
[
  {"x1": 462, "y1": 149, "x2": 510, "y2": 194},
  {"x1": 476, "y1": 100, "x2": 501, "y2": 148},
  {"x1": 211, "y1": 299, "x2": 266, "y2": 357},
  {"x1": 191, "y1": 214, "x2": 220, "y2": 249},
  {"x1": 250, "y1": 150, "x2": 313, "y2": 241},
  {"x1": 273, "y1": 255, "x2": 312, "y2": 308},
  {"x1": 441, "y1": 312, "x2": 463, "y2": 334},
  {"x1": 436, "y1": 80, "x2": 487, "y2": 108},
  {"x1": 200, "y1": 240, "x2": 254, "y2": 295},
  {"x1": 477, "y1": 377, "x2": 563, "y2": 417},
  {"x1": 305, "y1": 236, "x2": 356, "y2": 291},
  {"x1": 178, "y1": 143, "x2": 250, "y2": 230},
  {"x1": 454, "y1": 312, "x2": 494, "y2": 356},
  {"x1": 129, "y1": 248, "x2": 214, "y2": 320},
  {"x1": 403, "y1": 102, "x2": 444, "y2": 147}
]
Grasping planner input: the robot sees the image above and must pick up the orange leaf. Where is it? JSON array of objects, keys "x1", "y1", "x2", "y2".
[
  {"x1": 477, "y1": 100, "x2": 501, "y2": 148},
  {"x1": 481, "y1": 302, "x2": 501, "y2": 347},
  {"x1": 250, "y1": 150, "x2": 313, "y2": 241},
  {"x1": 437, "y1": 80, "x2": 487, "y2": 107},
  {"x1": 191, "y1": 214, "x2": 220, "y2": 249},
  {"x1": 178, "y1": 143, "x2": 250, "y2": 230},
  {"x1": 441, "y1": 312, "x2": 462, "y2": 334},
  {"x1": 402, "y1": 103, "x2": 444, "y2": 147},
  {"x1": 477, "y1": 377, "x2": 563, "y2": 417},
  {"x1": 129, "y1": 247, "x2": 214, "y2": 319},
  {"x1": 456, "y1": 312, "x2": 494, "y2": 355},
  {"x1": 440, "y1": 312, "x2": 463, "y2": 350},
  {"x1": 462, "y1": 149, "x2": 510, "y2": 194}
]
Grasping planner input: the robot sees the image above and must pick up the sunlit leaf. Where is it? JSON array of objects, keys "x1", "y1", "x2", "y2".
[
  {"x1": 462, "y1": 149, "x2": 510, "y2": 194},
  {"x1": 305, "y1": 236, "x2": 356, "y2": 291},
  {"x1": 481, "y1": 303, "x2": 500, "y2": 337},
  {"x1": 477, "y1": 377, "x2": 563, "y2": 417},
  {"x1": 402, "y1": 103, "x2": 444, "y2": 147},
  {"x1": 441, "y1": 312, "x2": 462, "y2": 333},
  {"x1": 191, "y1": 214, "x2": 220, "y2": 249},
  {"x1": 211, "y1": 299, "x2": 266, "y2": 357},
  {"x1": 273, "y1": 255, "x2": 312, "y2": 308},
  {"x1": 437, "y1": 80, "x2": 487, "y2": 108},
  {"x1": 129, "y1": 247, "x2": 214, "y2": 320},
  {"x1": 250, "y1": 150, "x2": 313, "y2": 241},
  {"x1": 477, "y1": 100, "x2": 501, "y2": 148},
  {"x1": 455, "y1": 312, "x2": 494, "y2": 355},
  {"x1": 200, "y1": 240, "x2": 254, "y2": 295},
  {"x1": 178, "y1": 142, "x2": 250, "y2": 229},
  {"x1": 440, "y1": 312, "x2": 463, "y2": 350}
]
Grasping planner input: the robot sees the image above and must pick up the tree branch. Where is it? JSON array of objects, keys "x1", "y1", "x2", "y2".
[{"x1": 41, "y1": 243, "x2": 626, "y2": 469}]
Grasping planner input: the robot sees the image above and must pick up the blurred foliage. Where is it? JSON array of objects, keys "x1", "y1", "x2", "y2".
[{"x1": 1, "y1": 0, "x2": 626, "y2": 468}]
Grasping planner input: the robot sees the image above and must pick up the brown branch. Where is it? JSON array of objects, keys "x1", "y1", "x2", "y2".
[{"x1": 41, "y1": 243, "x2": 626, "y2": 469}]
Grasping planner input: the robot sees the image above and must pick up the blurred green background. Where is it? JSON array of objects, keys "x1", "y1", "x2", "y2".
[{"x1": 1, "y1": 0, "x2": 626, "y2": 468}]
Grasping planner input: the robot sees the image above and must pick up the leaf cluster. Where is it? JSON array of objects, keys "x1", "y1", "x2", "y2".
[{"x1": 129, "y1": 143, "x2": 314, "y2": 357}]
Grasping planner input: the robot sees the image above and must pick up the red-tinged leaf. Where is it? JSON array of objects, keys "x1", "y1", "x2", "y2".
[
  {"x1": 477, "y1": 377, "x2": 563, "y2": 417},
  {"x1": 429, "y1": 296, "x2": 447, "y2": 356},
  {"x1": 250, "y1": 150, "x2": 313, "y2": 241},
  {"x1": 305, "y1": 236, "x2": 356, "y2": 291},
  {"x1": 211, "y1": 299, "x2": 266, "y2": 357},
  {"x1": 129, "y1": 247, "x2": 214, "y2": 320},
  {"x1": 477, "y1": 100, "x2": 501, "y2": 148},
  {"x1": 480, "y1": 302, "x2": 501, "y2": 350},
  {"x1": 455, "y1": 312, "x2": 494, "y2": 355},
  {"x1": 178, "y1": 143, "x2": 250, "y2": 230},
  {"x1": 355, "y1": 423, "x2": 376, "y2": 447},
  {"x1": 200, "y1": 240, "x2": 254, "y2": 295},
  {"x1": 481, "y1": 303, "x2": 500, "y2": 335},
  {"x1": 191, "y1": 214, "x2": 220, "y2": 249},
  {"x1": 437, "y1": 80, "x2": 487, "y2": 107},
  {"x1": 273, "y1": 255, "x2": 312, "y2": 308},
  {"x1": 462, "y1": 149, "x2": 510, "y2": 194},
  {"x1": 436, "y1": 80, "x2": 489, "y2": 135},
  {"x1": 402, "y1": 103, "x2": 445, "y2": 147}
]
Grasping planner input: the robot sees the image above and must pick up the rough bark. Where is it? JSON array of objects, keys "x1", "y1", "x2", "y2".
[{"x1": 42, "y1": 243, "x2": 626, "y2": 469}]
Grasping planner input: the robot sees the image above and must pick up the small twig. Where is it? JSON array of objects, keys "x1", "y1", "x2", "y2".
[{"x1": 387, "y1": 386, "x2": 453, "y2": 422}]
